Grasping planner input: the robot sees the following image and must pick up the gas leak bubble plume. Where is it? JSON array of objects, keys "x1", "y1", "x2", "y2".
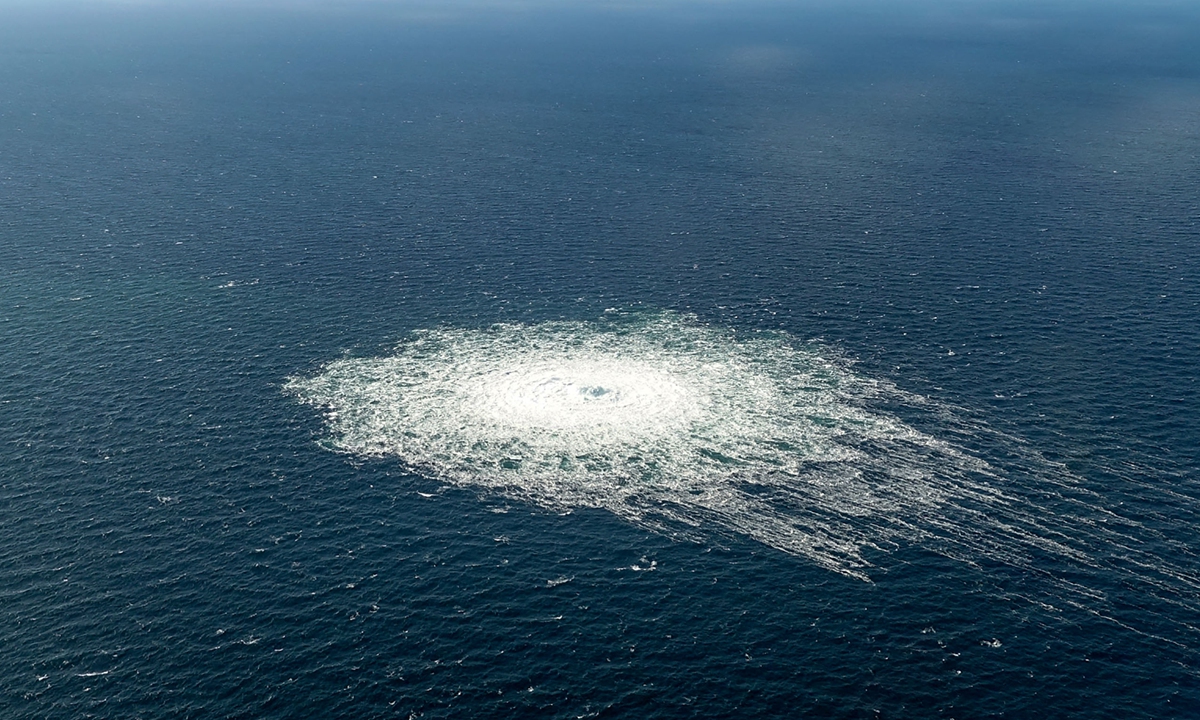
[
  {"x1": 288, "y1": 310, "x2": 1200, "y2": 647},
  {"x1": 287, "y1": 312, "x2": 1078, "y2": 580}
]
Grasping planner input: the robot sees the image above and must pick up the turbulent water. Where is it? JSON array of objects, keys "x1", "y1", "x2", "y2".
[
  {"x1": 288, "y1": 312, "x2": 1200, "y2": 641},
  {"x1": 291, "y1": 313, "x2": 1008, "y2": 579}
]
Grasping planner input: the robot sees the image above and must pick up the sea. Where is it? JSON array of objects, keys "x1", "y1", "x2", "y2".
[{"x1": 2, "y1": 1, "x2": 1198, "y2": 717}]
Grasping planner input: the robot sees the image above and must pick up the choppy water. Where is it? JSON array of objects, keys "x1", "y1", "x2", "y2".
[{"x1": 3, "y1": 2, "x2": 1199, "y2": 718}]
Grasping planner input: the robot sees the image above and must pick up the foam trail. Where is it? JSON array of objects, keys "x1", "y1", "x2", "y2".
[{"x1": 286, "y1": 312, "x2": 1200, "y2": 642}]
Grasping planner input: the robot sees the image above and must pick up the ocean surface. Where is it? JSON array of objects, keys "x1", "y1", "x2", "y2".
[{"x1": 2, "y1": 1, "x2": 1199, "y2": 717}]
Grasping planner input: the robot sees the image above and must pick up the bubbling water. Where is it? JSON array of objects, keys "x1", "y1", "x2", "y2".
[
  {"x1": 286, "y1": 312, "x2": 1033, "y2": 579},
  {"x1": 288, "y1": 312, "x2": 1200, "y2": 645},
  {"x1": 460, "y1": 358, "x2": 703, "y2": 431}
]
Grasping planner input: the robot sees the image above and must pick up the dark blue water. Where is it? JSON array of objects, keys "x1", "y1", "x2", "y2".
[{"x1": 3, "y1": 2, "x2": 1198, "y2": 717}]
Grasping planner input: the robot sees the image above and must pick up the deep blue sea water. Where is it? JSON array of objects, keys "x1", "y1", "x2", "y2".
[{"x1": 2, "y1": 1, "x2": 1199, "y2": 717}]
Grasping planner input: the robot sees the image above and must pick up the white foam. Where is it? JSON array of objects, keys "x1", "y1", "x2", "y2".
[
  {"x1": 287, "y1": 312, "x2": 1020, "y2": 579},
  {"x1": 284, "y1": 312, "x2": 1200, "y2": 651}
]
